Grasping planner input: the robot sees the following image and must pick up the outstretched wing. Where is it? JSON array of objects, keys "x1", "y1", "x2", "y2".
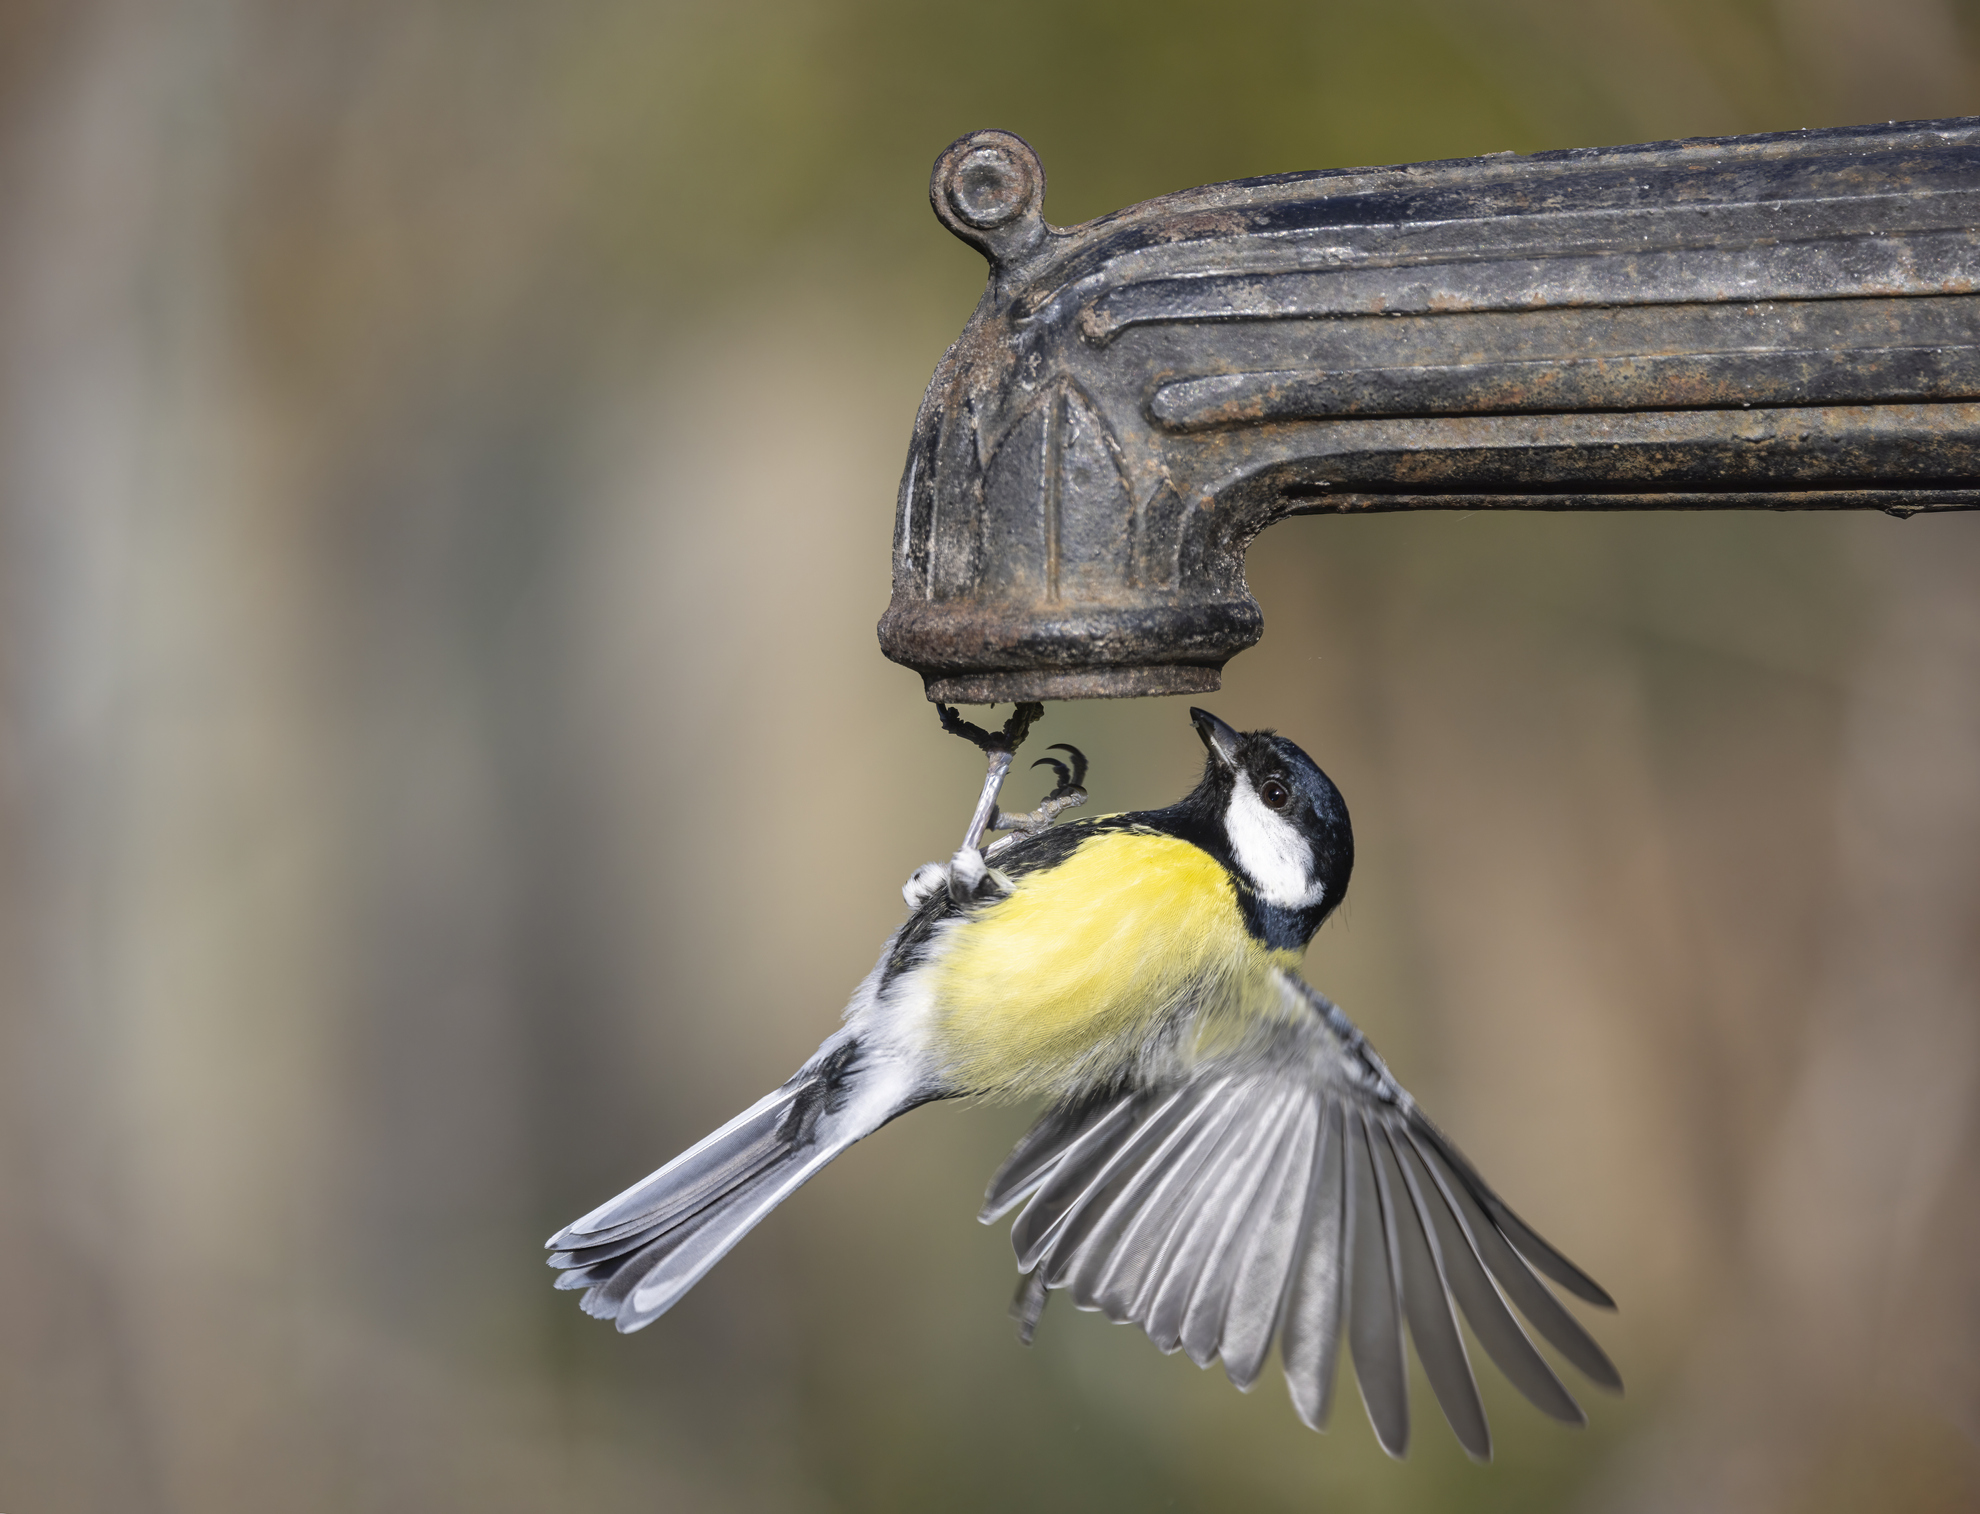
[{"x1": 980, "y1": 976, "x2": 1619, "y2": 1461}]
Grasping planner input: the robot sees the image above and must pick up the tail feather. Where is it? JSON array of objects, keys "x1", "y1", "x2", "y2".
[
  {"x1": 550, "y1": 1085, "x2": 802, "y2": 1252},
  {"x1": 547, "y1": 1036, "x2": 921, "y2": 1332},
  {"x1": 585, "y1": 1144, "x2": 849, "y2": 1329}
]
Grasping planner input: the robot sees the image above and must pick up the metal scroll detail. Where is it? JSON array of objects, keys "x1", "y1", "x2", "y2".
[{"x1": 878, "y1": 122, "x2": 1980, "y2": 703}]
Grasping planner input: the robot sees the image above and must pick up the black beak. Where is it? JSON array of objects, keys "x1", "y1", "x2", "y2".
[{"x1": 1190, "y1": 707, "x2": 1241, "y2": 770}]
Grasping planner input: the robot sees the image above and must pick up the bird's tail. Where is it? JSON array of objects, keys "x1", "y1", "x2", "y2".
[{"x1": 546, "y1": 1034, "x2": 918, "y2": 1331}]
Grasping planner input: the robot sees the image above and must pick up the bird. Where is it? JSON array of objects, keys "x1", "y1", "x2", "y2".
[{"x1": 546, "y1": 704, "x2": 1619, "y2": 1460}]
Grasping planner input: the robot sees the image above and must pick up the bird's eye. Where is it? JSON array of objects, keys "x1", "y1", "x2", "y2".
[{"x1": 1260, "y1": 778, "x2": 1290, "y2": 810}]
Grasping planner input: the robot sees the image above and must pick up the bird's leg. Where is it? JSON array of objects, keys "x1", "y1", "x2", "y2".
[
  {"x1": 960, "y1": 746, "x2": 1017, "y2": 853},
  {"x1": 900, "y1": 703, "x2": 1043, "y2": 908},
  {"x1": 942, "y1": 752, "x2": 1011, "y2": 904}
]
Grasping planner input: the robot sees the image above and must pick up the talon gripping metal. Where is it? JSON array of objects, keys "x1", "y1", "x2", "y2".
[{"x1": 879, "y1": 121, "x2": 1980, "y2": 702}]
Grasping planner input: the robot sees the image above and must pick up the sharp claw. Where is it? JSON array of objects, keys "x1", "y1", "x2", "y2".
[
  {"x1": 1046, "y1": 743, "x2": 1089, "y2": 788},
  {"x1": 1028, "y1": 744, "x2": 1088, "y2": 804}
]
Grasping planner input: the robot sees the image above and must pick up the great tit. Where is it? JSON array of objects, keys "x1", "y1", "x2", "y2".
[{"x1": 547, "y1": 707, "x2": 1618, "y2": 1460}]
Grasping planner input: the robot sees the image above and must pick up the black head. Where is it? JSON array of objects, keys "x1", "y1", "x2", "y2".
[{"x1": 1183, "y1": 708, "x2": 1354, "y2": 948}]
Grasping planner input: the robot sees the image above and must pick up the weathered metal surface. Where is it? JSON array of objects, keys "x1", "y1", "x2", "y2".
[{"x1": 879, "y1": 121, "x2": 1980, "y2": 702}]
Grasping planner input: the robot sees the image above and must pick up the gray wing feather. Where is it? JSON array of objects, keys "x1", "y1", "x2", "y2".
[
  {"x1": 1145, "y1": 1086, "x2": 1298, "y2": 1358},
  {"x1": 1204, "y1": 1100, "x2": 1319, "y2": 1390},
  {"x1": 984, "y1": 1003, "x2": 1619, "y2": 1458},
  {"x1": 1008, "y1": 1096, "x2": 1150, "y2": 1268},
  {"x1": 1408, "y1": 1131, "x2": 1623, "y2": 1392},
  {"x1": 1074, "y1": 1098, "x2": 1249, "y2": 1317},
  {"x1": 1411, "y1": 1121, "x2": 1616, "y2": 1308},
  {"x1": 1396, "y1": 1136, "x2": 1583, "y2": 1424},
  {"x1": 1378, "y1": 1123, "x2": 1490, "y2": 1461},
  {"x1": 1175, "y1": 1089, "x2": 1307, "y2": 1367},
  {"x1": 1110, "y1": 1092, "x2": 1257, "y2": 1347},
  {"x1": 1040, "y1": 1088, "x2": 1211, "y2": 1289},
  {"x1": 1280, "y1": 1101, "x2": 1347, "y2": 1430},
  {"x1": 980, "y1": 1093, "x2": 1120, "y2": 1223},
  {"x1": 1347, "y1": 1110, "x2": 1411, "y2": 1457},
  {"x1": 1491, "y1": 1202, "x2": 1616, "y2": 1307}
]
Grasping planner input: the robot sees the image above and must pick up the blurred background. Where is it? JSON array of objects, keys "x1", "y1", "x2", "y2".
[{"x1": 1, "y1": 2, "x2": 1977, "y2": 1510}]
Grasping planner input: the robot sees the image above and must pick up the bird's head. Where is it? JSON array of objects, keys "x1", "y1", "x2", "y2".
[{"x1": 1187, "y1": 708, "x2": 1354, "y2": 936}]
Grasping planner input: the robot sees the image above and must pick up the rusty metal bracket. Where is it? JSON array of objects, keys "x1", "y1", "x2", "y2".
[{"x1": 878, "y1": 121, "x2": 1980, "y2": 703}]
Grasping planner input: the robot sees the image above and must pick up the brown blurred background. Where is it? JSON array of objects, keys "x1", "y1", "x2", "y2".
[{"x1": 1, "y1": 2, "x2": 1977, "y2": 1510}]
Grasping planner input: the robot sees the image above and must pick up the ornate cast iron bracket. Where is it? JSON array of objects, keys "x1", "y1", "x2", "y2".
[{"x1": 878, "y1": 121, "x2": 1980, "y2": 702}]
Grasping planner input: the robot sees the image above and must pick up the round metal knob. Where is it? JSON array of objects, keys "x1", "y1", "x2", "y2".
[
  {"x1": 947, "y1": 143, "x2": 1033, "y2": 229},
  {"x1": 930, "y1": 130, "x2": 1048, "y2": 270}
]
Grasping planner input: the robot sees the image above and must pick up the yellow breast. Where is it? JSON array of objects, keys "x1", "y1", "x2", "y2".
[{"x1": 924, "y1": 830, "x2": 1297, "y2": 1098}]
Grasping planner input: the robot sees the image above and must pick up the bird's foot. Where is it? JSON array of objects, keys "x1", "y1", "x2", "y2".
[
  {"x1": 944, "y1": 846, "x2": 1012, "y2": 906},
  {"x1": 907, "y1": 703, "x2": 1038, "y2": 907},
  {"x1": 899, "y1": 847, "x2": 1014, "y2": 908},
  {"x1": 986, "y1": 745, "x2": 1089, "y2": 846},
  {"x1": 936, "y1": 701, "x2": 1043, "y2": 849},
  {"x1": 901, "y1": 861, "x2": 949, "y2": 908},
  {"x1": 910, "y1": 704, "x2": 1076, "y2": 907}
]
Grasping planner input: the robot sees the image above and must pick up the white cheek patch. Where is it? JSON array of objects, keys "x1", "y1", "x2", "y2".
[{"x1": 1227, "y1": 774, "x2": 1327, "y2": 909}]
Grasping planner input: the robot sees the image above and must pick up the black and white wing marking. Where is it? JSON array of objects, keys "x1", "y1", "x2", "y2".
[{"x1": 979, "y1": 980, "x2": 1620, "y2": 1461}]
